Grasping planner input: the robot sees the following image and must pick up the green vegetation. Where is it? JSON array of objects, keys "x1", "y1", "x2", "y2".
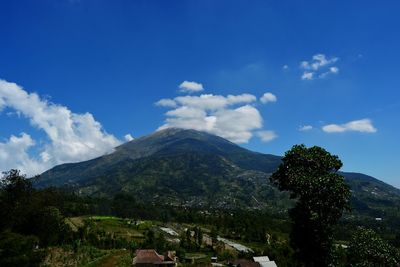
[
  {"x1": 347, "y1": 227, "x2": 400, "y2": 266},
  {"x1": 271, "y1": 145, "x2": 351, "y2": 266},
  {"x1": 0, "y1": 169, "x2": 294, "y2": 266},
  {"x1": 34, "y1": 129, "x2": 400, "y2": 224},
  {"x1": 2, "y1": 136, "x2": 400, "y2": 266}
]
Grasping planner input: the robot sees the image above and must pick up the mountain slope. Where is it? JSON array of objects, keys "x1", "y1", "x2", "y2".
[
  {"x1": 36, "y1": 128, "x2": 400, "y2": 213},
  {"x1": 36, "y1": 128, "x2": 285, "y2": 209}
]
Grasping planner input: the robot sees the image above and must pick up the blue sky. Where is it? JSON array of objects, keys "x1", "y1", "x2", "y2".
[{"x1": 0, "y1": 0, "x2": 399, "y2": 188}]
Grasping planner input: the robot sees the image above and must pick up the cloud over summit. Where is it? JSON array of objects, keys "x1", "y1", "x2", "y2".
[{"x1": 157, "y1": 83, "x2": 277, "y2": 144}]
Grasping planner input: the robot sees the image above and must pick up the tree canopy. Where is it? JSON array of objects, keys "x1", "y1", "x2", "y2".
[{"x1": 270, "y1": 144, "x2": 351, "y2": 266}]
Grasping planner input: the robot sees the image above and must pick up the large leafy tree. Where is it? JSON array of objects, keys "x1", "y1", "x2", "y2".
[{"x1": 270, "y1": 145, "x2": 351, "y2": 266}]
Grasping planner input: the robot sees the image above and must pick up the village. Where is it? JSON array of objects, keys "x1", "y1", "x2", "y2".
[
  {"x1": 132, "y1": 225, "x2": 277, "y2": 266},
  {"x1": 65, "y1": 216, "x2": 278, "y2": 267}
]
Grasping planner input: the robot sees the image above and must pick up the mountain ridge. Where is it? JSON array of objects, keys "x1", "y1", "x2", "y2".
[{"x1": 36, "y1": 128, "x2": 400, "y2": 213}]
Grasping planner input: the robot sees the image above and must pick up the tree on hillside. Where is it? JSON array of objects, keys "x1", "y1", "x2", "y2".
[
  {"x1": 0, "y1": 170, "x2": 72, "y2": 245},
  {"x1": 347, "y1": 227, "x2": 400, "y2": 267},
  {"x1": 270, "y1": 144, "x2": 351, "y2": 266},
  {"x1": 0, "y1": 170, "x2": 35, "y2": 232}
]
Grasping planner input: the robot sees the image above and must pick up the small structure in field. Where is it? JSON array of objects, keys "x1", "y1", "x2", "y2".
[
  {"x1": 253, "y1": 256, "x2": 278, "y2": 267},
  {"x1": 217, "y1": 237, "x2": 254, "y2": 253},
  {"x1": 132, "y1": 249, "x2": 177, "y2": 267},
  {"x1": 228, "y1": 256, "x2": 278, "y2": 267}
]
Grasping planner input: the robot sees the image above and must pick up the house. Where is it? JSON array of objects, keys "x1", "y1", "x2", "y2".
[{"x1": 132, "y1": 249, "x2": 177, "y2": 267}]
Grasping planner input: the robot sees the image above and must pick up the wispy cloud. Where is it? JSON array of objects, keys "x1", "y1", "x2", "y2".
[
  {"x1": 299, "y1": 125, "x2": 313, "y2": 132},
  {"x1": 0, "y1": 79, "x2": 125, "y2": 176},
  {"x1": 257, "y1": 130, "x2": 278, "y2": 142},
  {"x1": 300, "y1": 54, "x2": 339, "y2": 80},
  {"x1": 322, "y1": 119, "x2": 377, "y2": 133}
]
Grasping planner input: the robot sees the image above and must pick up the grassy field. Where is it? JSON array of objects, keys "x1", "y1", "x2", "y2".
[{"x1": 83, "y1": 250, "x2": 131, "y2": 267}]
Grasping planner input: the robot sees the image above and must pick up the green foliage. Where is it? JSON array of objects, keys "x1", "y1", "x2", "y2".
[
  {"x1": 142, "y1": 229, "x2": 176, "y2": 252},
  {"x1": 76, "y1": 218, "x2": 132, "y2": 250},
  {"x1": 260, "y1": 239, "x2": 296, "y2": 267},
  {"x1": 0, "y1": 170, "x2": 77, "y2": 266},
  {"x1": 3, "y1": 160, "x2": 400, "y2": 267},
  {"x1": 0, "y1": 170, "x2": 73, "y2": 246},
  {"x1": 0, "y1": 231, "x2": 44, "y2": 267},
  {"x1": 33, "y1": 128, "x2": 400, "y2": 230},
  {"x1": 347, "y1": 227, "x2": 400, "y2": 266},
  {"x1": 0, "y1": 169, "x2": 34, "y2": 231},
  {"x1": 32, "y1": 206, "x2": 73, "y2": 246},
  {"x1": 112, "y1": 193, "x2": 137, "y2": 218},
  {"x1": 270, "y1": 144, "x2": 351, "y2": 266}
]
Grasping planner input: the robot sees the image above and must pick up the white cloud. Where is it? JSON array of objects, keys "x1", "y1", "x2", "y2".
[
  {"x1": 322, "y1": 119, "x2": 377, "y2": 133},
  {"x1": 155, "y1": 98, "x2": 177, "y2": 107},
  {"x1": 260, "y1": 92, "x2": 277, "y2": 104},
  {"x1": 299, "y1": 125, "x2": 313, "y2": 131},
  {"x1": 0, "y1": 79, "x2": 122, "y2": 176},
  {"x1": 319, "y1": 66, "x2": 339, "y2": 78},
  {"x1": 300, "y1": 54, "x2": 339, "y2": 80},
  {"x1": 226, "y1": 94, "x2": 257, "y2": 105},
  {"x1": 124, "y1": 134, "x2": 134, "y2": 142},
  {"x1": 301, "y1": 54, "x2": 338, "y2": 71},
  {"x1": 179, "y1": 81, "x2": 204, "y2": 93},
  {"x1": 174, "y1": 93, "x2": 256, "y2": 111},
  {"x1": 212, "y1": 105, "x2": 263, "y2": 143},
  {"x1": 282, "y1": 65, "x2": 289, "y2": 70},
  {"x1": 0, "y1": 133, "x2": 44, "y2": 175},
  {"x1": 330, "y1": 66, "x2": 339, "y2": 73},
  {"x1": 166, "y1": 106, "x2": 206, "y2": 118},
  {"x1": 301, "y1": 71, "x2": 314, "y2": 80},
  {"x1": 256, "y1": 130, "x2": 278, "y2": 142},
  {"x1": 157, "y1": 89, "x2": 275, "y2": 143}
]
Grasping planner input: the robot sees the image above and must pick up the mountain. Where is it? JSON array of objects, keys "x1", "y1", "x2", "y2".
[{"x1": 36, "y1": 128, "x2": 400, "y2": 214}]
